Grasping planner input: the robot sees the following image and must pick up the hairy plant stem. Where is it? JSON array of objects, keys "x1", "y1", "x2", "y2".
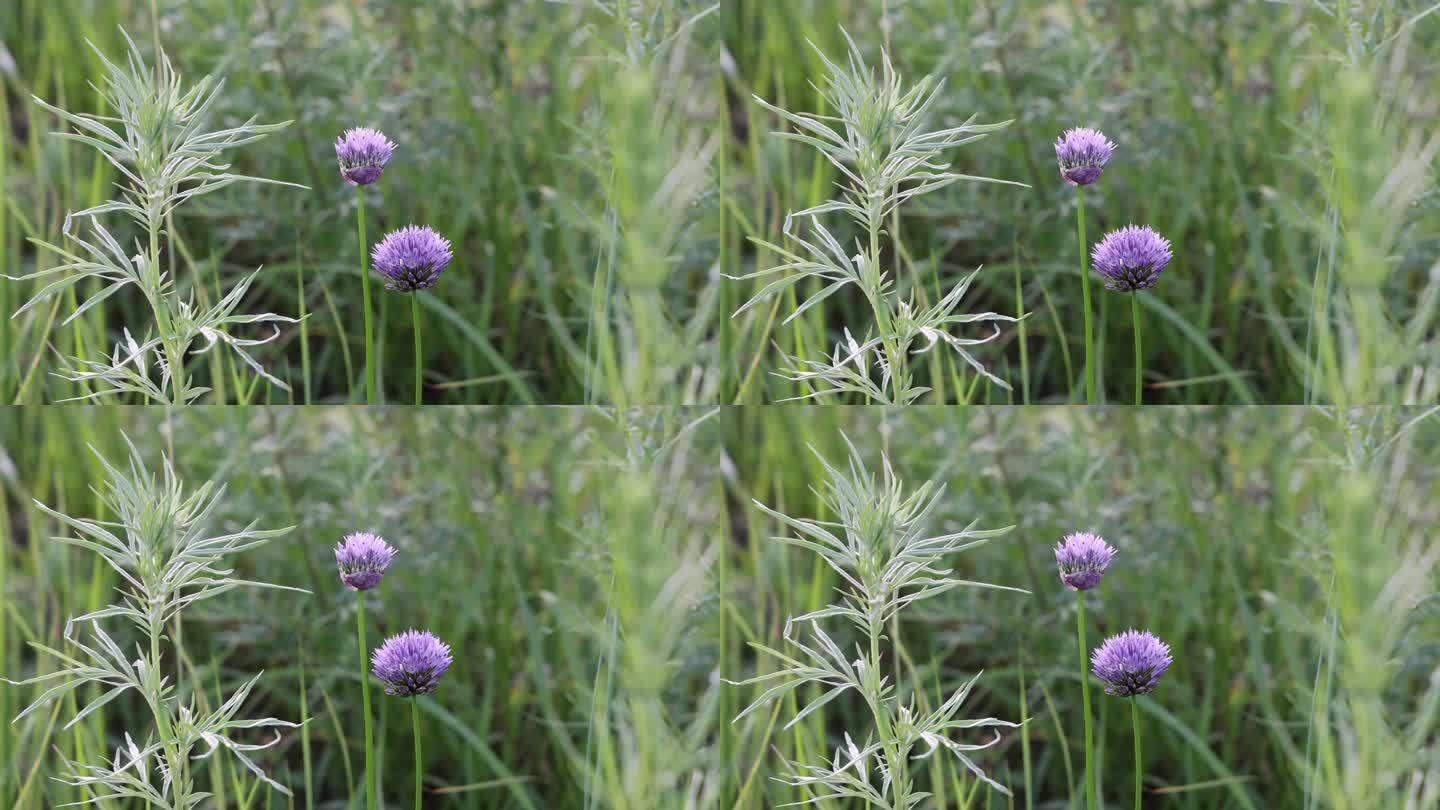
[
  {"x1": 411, "y1": 293, "x2": 422, "y2": 405},
  {"x1": 356, "y1": 592, "x2": 376, "y2": 810},
  {"x1": 147, "y1": 621, "x2": 188, "y2": 807},
  {"x1": 1077, "y1": 591, "x2": 1096, "y2": 810},
  {"x1": 866, "y1": 214, "x2": 906, "y2": 404},
  {"x1": 146, "y1": 212, "x2": 188, "y2": 405},
  {"x1": 1132, "y1": 697, "x2": 1143, "y2": 810},
  {"x1": 357, "y1": 187, "x2": 376, "y2": 404},
  {"x1": 1131, "y1": 293, "x2": 1143, "y2": 405},
  {"x1": 412, "y1": 698, "x2": 423, "y2": 810},
  {"x1": 867, "y1": 612, "x2": 908, "y2": 808},
  {"x1": 1076, "y1": 187, "x2": 1095, "y2": 404}
]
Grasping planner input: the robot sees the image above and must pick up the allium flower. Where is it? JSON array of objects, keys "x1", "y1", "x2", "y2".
[
  {"x1": 334, "y1": 532, "x2": 397, "y2": 591},
  {"x1": 335, "y1": 127, "x2": 396, "y2": 186},
  {"x1": 371, "y1": 630, "x2": 453, "y2": 697},
  {"x1": 371, "y1": 226, "x2": 453, "y2": 293},
  {"x1": 1054, "y1": 127, "x2": 1116, "y2": 186},
  {"x1": 1091, "y1": 226, "x2": 1173, "y2": 292},
  {"x1": 1091, "y1": 630, "x2": 1173, "y2": 697},
  {"x1": 1054, "y1": 531, "x2": 1117, "y2": 591}
]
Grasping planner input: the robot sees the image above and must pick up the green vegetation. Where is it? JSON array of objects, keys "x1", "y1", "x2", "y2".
[
  {"x1": 720, "y1": 0, "x2": 1439, "y2": 403},
  {"x1": 720, "y1": 407, "x2": 1438, "y2": 807}
]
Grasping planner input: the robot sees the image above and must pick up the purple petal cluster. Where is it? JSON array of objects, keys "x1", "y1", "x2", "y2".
[
  {"x1": 1054, "y1": 127, "x2": 1116, "y2": 186},
  {"x1": 334, "y1": 532, "x2": 397, "y2": 591},
  {"x1": 335, "y1": 127, "x2": 396, "y2": 186},
  {"x1": 371, "y1": 226, "x2": 453, "y2": 293},
  {"x1": 1091, "y1": 225, "x2": 1173, "y2": 292},
  {"x1": 1091, "y1": 629, "x2": 1173, "y2": 697},
  {"x1": 1054, "y1": 531, "x2": 1117, "y2": 591},
  {"x1": 371, "y1": 630, "x2": 453, "y2": 697}
]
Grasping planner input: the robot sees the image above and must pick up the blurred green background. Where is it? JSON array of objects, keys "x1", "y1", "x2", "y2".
[
  {"x1": 0, "y1": 406, "x2": 723, "y2": 808},
  {"x1": 719, "y1": 0, "x2": 1440, "y2": 404},
  {"x1": 2, "y1": 406, "x2": 1436, "y2": 808},
  {"x1": 720, "y1": 406, "x2": 1439, "y2": 808},
  {"x1": 0, "y1": 0, "x2": 721, "y2": 404}
]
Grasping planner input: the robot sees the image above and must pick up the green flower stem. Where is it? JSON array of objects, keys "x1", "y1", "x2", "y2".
[
  {"x1": 1132, "y1": 697, "x2": 1143, "y2": 810},
  {"x1": 1131, "y1": 293, "x2": 1143, "y2": 405},
  {"x1": 1077, "y1": 591, "x2": 1096, "y2": 810},
  {"x1": 357, "y1": 186, "x2": 376, "y2": 405},
  {"x1": 1076, "y1": 187, "x2": 1095, "y2": 405},
  {"x1": 412, "y1": 698, "x2": 423, "y2": 810},
  {"x1": 357, "y1": 592, "x2": 376, "y2": 810},
  {"x1": 411, "y1": 293, "x2": 422, "y2": 405}
]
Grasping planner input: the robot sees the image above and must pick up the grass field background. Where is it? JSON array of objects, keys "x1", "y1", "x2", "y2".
[
  {"x1": 719, "y1": 406, "x2": 1438, "y2": 808},
  {"x1": 3, "y1": 1, "x2": 1436, "y2": 405},
  {"x1": 0, "y1": 406, "x2": 1436, "y2": 808},
  {"x1": 1, "y1": 0, "x2": 721, "y2": 405},
  {"x1": 719, "y1": 0, "x2": 1440, "y2": 404},
  {"x1": 0, "y1": 406, "x2": 723, "y2": 809}
]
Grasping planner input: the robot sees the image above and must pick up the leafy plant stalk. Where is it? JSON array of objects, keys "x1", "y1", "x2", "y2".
[
  {"x1": 7, "y1": 29, "x2": 303, "y2": 403},
  {"x1": 2, "y1": 437, "x2": 306, "y2": 807},
  {"x1": 729, "y1": 30, "x2": 1025, "y2": 403},
  {"x1": 728, "y1": 435, "x2": 1027, "y2": 806}
]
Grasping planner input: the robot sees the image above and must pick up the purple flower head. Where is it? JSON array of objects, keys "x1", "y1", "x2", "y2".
[
  {"x1": 371, "y1": 225, "x2": 453, "y2": 293},
  {"x1": 334, "y1": 532, "x2": 397, "y2": 591},
  {"x1": 1054, "y1": 531, "x2": 1117, "y2": 591},
  {"x1": 335, "y1": 127, "x2": 396, "y2": 186},
  {"x1": 371, "y1": 630, "x2": 453, "y2": 697},
  {"x1": 1091, "y1": 225, "x2": 1173, "y2": 292},
  {"x1": 1054, "y1": 127, "x2": 1116, "y2": 186},
  {"x1": 1091, "y1": 629, "x2": 1173, "y2": 697}
]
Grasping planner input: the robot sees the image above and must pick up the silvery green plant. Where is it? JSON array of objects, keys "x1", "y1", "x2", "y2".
[
  {"x1": 730, "y1": 30, "x2": 1023, "y2": 403},
  {"x1": 728, "y1": 436, "x2": 1025, "y2": 806},
  {"x1": 6, "y1": 29, "x2": 301, "y2": 404},
  {"x1": 3, "y1": 437, "x2": 305, "y2": 807}
]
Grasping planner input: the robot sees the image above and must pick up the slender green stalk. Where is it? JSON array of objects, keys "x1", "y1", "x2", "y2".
[
  {"x1": 1076, "y1": 187, "x2": 1095, "y2": 404},
  {"x1": 411, "y1": 293, "x2": 422, "y2": 405},
  {"x1": 1014, "y1": 251, "x2": 1029, "y2": 405},
  {"x1": 1132, "y1": 697, "x2": 1143, "y2": 810},
  {"x1": 412, "y1": 698, "x2": 423, "y2": 810},
  {"x1": 1131, "y1": 293, "x2": 1143, "y2": 405},
  {"x1": 298, "y1": 255, "x2": 312, "y2": 405},
  {"x1": 357, "y1": 187, "x2": 376, "y2": 404},
  {"x1": 1077, "y1": 591, "x2": 1096, "y2": 810},
  {"x1": 357, "y1": 592, "x2": 376, "y2": 810}
]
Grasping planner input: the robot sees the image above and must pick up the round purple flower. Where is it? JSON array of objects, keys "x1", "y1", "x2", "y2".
[
  {"x1": 371, "y1": 225, "x2": 453, "y2": 293},
  {"x1": 1054, "y1": 531, "x2": 1117, "y2": 591},
  {"x1": 334, "y1": 532, "x2": 397, "y2": 591},
  {"x1": 1091, "y1": 225, "x2": 1173, "y2": 292},
  {"x1": 371, "y1": 630, "x2": 453, "y2": 697},
  {"x1": 1091, "y1": 630, "x2": 1173, "y2": 697},
  {"x1": 1054, "y1": 127, "x2": 1116, "y2": 186},
  {"x1": 335, "y1": 127, "x2": 396, "y2": 186}
]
